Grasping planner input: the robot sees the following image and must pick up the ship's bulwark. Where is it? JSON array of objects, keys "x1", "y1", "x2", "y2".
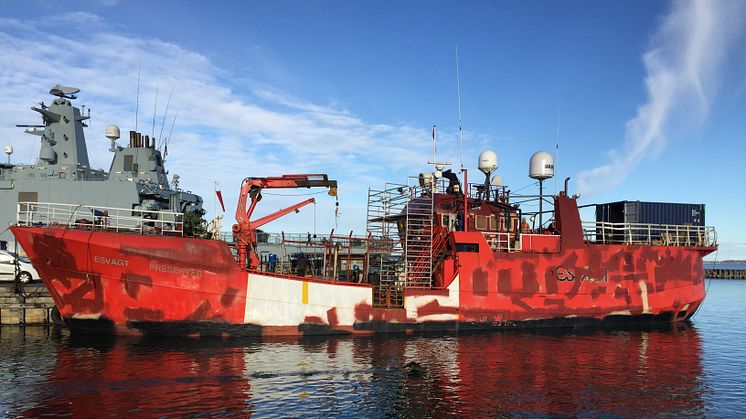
[{"x1": 11, "y1": 226, "x2": 710, "y2": 337}]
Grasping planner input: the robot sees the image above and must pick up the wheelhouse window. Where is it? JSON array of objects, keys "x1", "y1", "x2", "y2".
[
  {"x1": 455, "y1": 243, "x2": 479, "y2": 253},
  {"x1": 475, "y1": 215, "x2": 487, "y2": 230}
]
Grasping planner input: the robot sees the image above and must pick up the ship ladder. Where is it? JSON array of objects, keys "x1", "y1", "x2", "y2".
[{"x1": 404, "y1": 190, "x2": 435, "y2": 287}]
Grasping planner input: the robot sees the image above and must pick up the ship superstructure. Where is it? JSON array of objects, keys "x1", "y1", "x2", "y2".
[
  {"x1": 10, "y1": 146, "x2": 717, "y2": 336},
  {"x1": 0, "y1": 86, "x2": 202, "y2": 249}
]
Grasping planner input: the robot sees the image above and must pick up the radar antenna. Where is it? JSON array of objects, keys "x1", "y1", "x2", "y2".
[{"x1": 49, "y1": 85, "x2": 80, "y2": 100}]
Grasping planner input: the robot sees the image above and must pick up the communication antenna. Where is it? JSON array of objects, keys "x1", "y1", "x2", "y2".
[
  {"x1": 432, "y1": 124, "x2": 437, "y2": 161},
  {"x1": 135, "y1": 64, "x2": 141, "y2": 131},
  {"x1": 158, "y1": 103, "x2": 177, "y2": 150},
  {"x1": 151, "y1": 84, "x2": 159, "y2": 139},
  {"x1": 163, "y1": 108, "x2": 179, "y2": 158},
  {"x1": 158, "y1": 87, "x2": 174, "y2": 143},
  {"x1": 456, "y1": 46, "x2": 464, "y2": 170},
  {"x1": 554, "y1": 99, "x2": 561, "y2": 194}
]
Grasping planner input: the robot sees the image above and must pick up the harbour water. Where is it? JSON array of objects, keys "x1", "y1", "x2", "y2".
[{"x1": 1, "y1": 279, "x2": 745, "y2": 417}]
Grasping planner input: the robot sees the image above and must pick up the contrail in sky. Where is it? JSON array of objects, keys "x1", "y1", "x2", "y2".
[{"x1": 577, "y1": 0, "x2": 745, "y2": 195}]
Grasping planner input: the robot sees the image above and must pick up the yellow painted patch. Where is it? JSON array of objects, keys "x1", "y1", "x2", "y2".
[{"x1": 302, "y1": 281, "x2": 309, "y2": 305}]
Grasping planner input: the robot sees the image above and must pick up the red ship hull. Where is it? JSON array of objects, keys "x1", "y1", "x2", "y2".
[{"x1": 11, "y1": 224, "x2": 713, "y2": 337}]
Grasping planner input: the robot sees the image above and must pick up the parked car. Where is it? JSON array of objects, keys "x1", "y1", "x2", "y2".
[{"x1": 0, "y1": 250, "x2": 40, "y2": 283}]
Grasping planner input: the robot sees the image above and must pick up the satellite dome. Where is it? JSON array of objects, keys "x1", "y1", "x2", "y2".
[
  {"x1": 105, "y1": 124, "x2": 121, "y2": 140},
  {"x1": 478, "y1": 150, "x2": 498, "y2": 175},
  {"x1": 3, "y1": 146, "x2": 12, "y2": 155},
  {"x1": 418, "y1": 172, "x2": 434, "y2": 188},
  {"x1": 529, "y1": 151, "x2": 554, "y2": 180}
]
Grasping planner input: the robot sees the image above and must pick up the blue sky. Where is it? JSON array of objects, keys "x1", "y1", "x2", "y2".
[{"x1": 1, "y1": 0, "x2": 745, "y2": 259}]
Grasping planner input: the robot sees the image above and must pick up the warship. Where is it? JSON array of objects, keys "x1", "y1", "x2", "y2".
[
  {"x1": 0, "y1": 85, "x2": 203, "y2": 251},
  {"x1": 11, "y1": 146, "x2": 718, "y2": 336}
]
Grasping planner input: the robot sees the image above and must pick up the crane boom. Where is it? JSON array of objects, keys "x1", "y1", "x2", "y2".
[
  {"x1": 251, "y1": 198, "x2": 315, "y2": 230},
  {"x1": 232, "y1": 174, "x2": 337, "y2": 270}
]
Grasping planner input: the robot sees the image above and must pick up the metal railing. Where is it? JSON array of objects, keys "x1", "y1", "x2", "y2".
[
  {"x1": 372, "y1": 284, "x2": 405, "y2": 308},
  {"x1": 582, "y1": 221, "x2": 717, "y2": 247},
  {"x1": 17, "y1": 201, "x2": 183, "y2": 236},
  {"x1": 221, "y1": 231, "x2": 389, "y2": 249},
  {"x1": 262, "y1": 232, "x2": 370, "y2": 245},
  {"x1": 482, "y1": 231, "x2": 522, "y2": 252},
  {"x1": 404, "y1": 185, "x2": 435, "y2": 287}
]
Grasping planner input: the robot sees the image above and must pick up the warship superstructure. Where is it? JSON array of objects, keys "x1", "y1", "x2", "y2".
[{"x1": 0, "y1": 85, "x2": 202, "y2": 250}]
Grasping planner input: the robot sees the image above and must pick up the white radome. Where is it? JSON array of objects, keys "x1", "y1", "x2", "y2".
[
  {"x1": 3, "y1": 146, "x2": 13, "y2": 156},
  {"x1": 105, "y1": 124, "x2": 121, "y2": 141},
  {"x1": 478, "y1": 150, "x2": 498, "y2": 175},
  {"x1": 418, "y1": 172, "x2": 434, "y2": 188},
  {"x1": 529, "y1": 151, "x2": 554, "y2": 180}
]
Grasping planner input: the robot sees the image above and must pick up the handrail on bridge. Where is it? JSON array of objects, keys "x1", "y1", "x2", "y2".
[
  {"x1": 16, "y1": 201, "x2": 183, "y2": 236},
  {"x1": 581, "y1": 221, "x2": 717, "y2": 247},
  {"x1": 482, "y1": 231, "x2": 522, "y2": 252}
]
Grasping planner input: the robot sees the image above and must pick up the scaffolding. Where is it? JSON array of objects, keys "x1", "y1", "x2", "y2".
[
  {"x1": 366, "y1": 183, "x2": 408, "y2": 285},
  {"x1": 366, "y1": 179, "x2": 437, "y2": 288}
]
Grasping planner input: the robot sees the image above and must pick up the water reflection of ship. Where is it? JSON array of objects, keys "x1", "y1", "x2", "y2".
[
  {"x1": 351, "y1": 327, "x2": 707, "y2": 416},
  {"x1": 22, "y1": 337, "x2": 253, "y2": 417},
  {"x1": 451, "y1": 325, "x2": 706, "y2": 416},
  {"x1": 22, "y1": 324, "x2": 706, "y2": 416}
]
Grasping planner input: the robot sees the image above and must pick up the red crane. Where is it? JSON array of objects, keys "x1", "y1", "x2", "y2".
[{"x1": 232, "y1": 174, "x2": 338, "y2": 270}]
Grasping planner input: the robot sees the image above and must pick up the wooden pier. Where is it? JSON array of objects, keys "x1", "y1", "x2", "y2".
[
  {"x1": 0, "y1": 283, "x2": 58, "y2": 325},
  {"x1": 705, "y1": 268, "x2": 746, "y2": 279}
]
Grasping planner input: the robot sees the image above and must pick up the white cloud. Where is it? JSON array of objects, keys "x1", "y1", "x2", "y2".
[
  {"x1": 44, "y1": 12, "x2": 106, "y2": 27},
  {"x1": 0, "y1": 13, "x2": 451, "y2": 233},
  {"x1": 577, "y1": 0, "x2": 745, "y2": 196}
]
